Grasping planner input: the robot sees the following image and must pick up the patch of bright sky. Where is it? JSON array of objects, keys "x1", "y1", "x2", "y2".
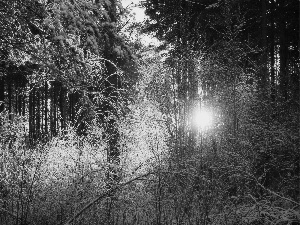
[
  {"x1": 121, "y1": 0, "x2": 161, "y2": 46},
  {"x1": 122, "y1": 0, "x2": 145, "y2": 22}
]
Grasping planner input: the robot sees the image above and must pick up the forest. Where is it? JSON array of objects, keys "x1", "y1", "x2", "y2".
[{"x1": 0, "y1": 0, "x2": 299, "y2": 224}]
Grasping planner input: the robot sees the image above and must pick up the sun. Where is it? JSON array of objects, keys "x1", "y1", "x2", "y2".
[{"x1": 193, "y1": 108, "x2": 214, "y2": 130}]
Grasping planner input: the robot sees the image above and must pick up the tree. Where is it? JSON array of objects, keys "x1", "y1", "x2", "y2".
[
  {"x1": 0, "y1": 0, "x2": 131, "y2": 140},
  {"x1": 0, "y1": 1, "x2": 133, "y2": 223},
  {"x1": 141, "y1": 0, "x2": 300, "y2": 223}
]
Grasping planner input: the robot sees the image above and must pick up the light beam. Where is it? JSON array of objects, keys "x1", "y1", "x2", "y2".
[{"x1": 193, "y1": 108, "x2": 214, "y2": 130}]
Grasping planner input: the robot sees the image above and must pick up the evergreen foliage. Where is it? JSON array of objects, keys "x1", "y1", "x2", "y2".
[{"x1": 0, "y1": 0, "x2": 299, "y2": 225}]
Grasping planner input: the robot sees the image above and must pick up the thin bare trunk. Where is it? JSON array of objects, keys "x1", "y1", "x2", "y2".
[{"x1": 270, "y1": 0, "x2": 276, "y2": 102}]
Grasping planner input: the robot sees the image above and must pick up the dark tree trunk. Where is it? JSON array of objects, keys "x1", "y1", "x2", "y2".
[
  {"x1": 17, "y1": 94, "x2": 22, "y2": 115},
  {"x1": 29, "y1": 85, "x2": 36, "y2": 141},
  {"x1": 187, "y1": 59, "x2": 197, "y2": 156},
  {"x1": 36, "y1": 90, "x2": 40, "y2": 139},
  {"x1": 296, "y1": 0, "x2": 300, "y2": 104},
  {"x1": 15, "y1": 80, "x2": 19, "y2": 115},
  {"x1": 69, "y1": 93, "x2": 75, "y2": 125},
  {"x1": 279, "y1": 1, "x2": 288, "y2": 100},
  {"x1": 69, "y1": 92, "x2": 80, "y2": 125},
  {"x1": 22, "y1": 93, "x2": 25, "y2": 116},
  {"x1": 32, "y1": 87, "x2": 36, "y2": 140},
  {"x1": 59, "y1": 85, "x2": 67, "y2": 130},
  {"x1": 29, "y1": 85, "x2": 32, "y2": 140},
  {"x1": 104, "y1": 0, "x2": 121, "y2": 189},
  {"x1": 41, "y1": 86, "x2": 44, "y2": 137},
  {"x1": 50, "y1": 81, "x2": 57, "y2": 136},
  {"x1": 102, "y1": 2, "x2": 121, "y2": 223},
  {"x1": 270, "y1": 0, "x2": 276, "y2": 102},
  {"x1": 0, "y1": 76, "x2": 4, "y2": 113},
  {"x1": 8, "y1": 78, "x2": 12, "y2": 120},
  {"x1": 260, "y1": 0, "x2": 268, "y2": 95},
  {"x1": 44, "y1": 81, "x2": 48, "y2": 136}
]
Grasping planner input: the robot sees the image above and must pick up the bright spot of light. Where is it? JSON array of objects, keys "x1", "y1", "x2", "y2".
[{"x1": 193, "y1": 108, "x2": 214, "y2": 130}]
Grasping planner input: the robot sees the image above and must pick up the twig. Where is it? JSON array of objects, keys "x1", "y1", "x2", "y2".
[
  {"x1": 245, "y1": 171, "x2": 300, "y2": 207},
  {"x1": 256, "y1": 182, "x2": 300, "y2": 207},
  {"x1": 64, "y1": 172, "x2": 152, "y2": 225}
]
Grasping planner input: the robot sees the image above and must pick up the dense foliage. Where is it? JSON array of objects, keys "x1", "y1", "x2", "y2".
[
  {"x1": 0, "y1": 0, "x2": 299, "y2": 225},
  {"x1": 139, "y1": 0, "x2": 300, "y2": 224}
]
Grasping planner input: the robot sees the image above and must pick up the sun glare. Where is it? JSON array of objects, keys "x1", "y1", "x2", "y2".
[{"x1": 193, "y1": 108, "x2": 214, "y2": 130}]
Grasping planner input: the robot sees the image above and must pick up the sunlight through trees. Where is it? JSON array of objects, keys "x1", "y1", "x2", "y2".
[
  {"x1": 0, "y1": 0, "x2": 299, "y2": 225},
  {"x1": 192, "y1": 107, "x2": 214, "y2": 131}
]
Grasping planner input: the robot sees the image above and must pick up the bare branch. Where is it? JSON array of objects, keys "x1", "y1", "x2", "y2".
[{"x1": 64, "y1": 172, "x2": 153, "y2": 225}]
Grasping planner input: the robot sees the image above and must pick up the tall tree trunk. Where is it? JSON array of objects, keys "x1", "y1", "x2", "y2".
[
  {"x1": 103, "y1": 1, "x2": 120, "y2": 223},
  {"x1": 29, "y1": 85, "x2": 33, "y2": 140},
  {"x1": 15, "y1": 79, "x2": 19, "y2": 115},
  {"x1": 17, "y1": 93, "x2": 22, "y2": 115},
  {"x1": 69, "y1": 92, "x2": 80, "y2": 125},
  {"x1": 51, "y1": 82, "x2": 57, "y2": 137},
  {"x1": 69, "y1": 93, "x2": 74, "y2": 124},
  {"x1": 104, "y1": 0, "x2": 121, "y2": 189},
  {"x1": 279, "y1": 1, "x2": 288, "y2": 100},
  {"x1": 270, "y1": 0, "x2": 276, "y2": 103},
  {"x1": 187, "y1": 58, "x2": 197, "y2": 157},
  {"x1": 36, "y1": 90, "x2": 41, "y2": 140},
  {"x1": 8, "y1": 78, "x2": 12, "y2": 120},
  {"x1": 45, "y1": 81, "x2": 48, "y2": 135},
  {"x1": 32, "y1": 88, "x2": 36, "y2": 140},
  {"x1": 297, "y1": 0, "x2": 300, "y2": 103},
  {"x1": 0, "y1": 76, "x2": 4, "y2": 113},
  {"x1": 260, "y1": 0, "x2": 268, "y2": 96},
  {"x1": 60, "y1": 85, "x2": 67, "y2": 130},
  {"x1": 29, "y1": 86, "x2": 36, "y2": 141},
  {"x1": 233, "y1": 72, "x2": 238, "y2": 137},
  {"x1": 22, "y1": 92, "x2": 25, "y2": 116}
]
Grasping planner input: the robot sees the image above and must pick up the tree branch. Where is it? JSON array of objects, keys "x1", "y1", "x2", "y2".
[{"x1": 64, "y1": 172, "x2": 152, "y2": 225}]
